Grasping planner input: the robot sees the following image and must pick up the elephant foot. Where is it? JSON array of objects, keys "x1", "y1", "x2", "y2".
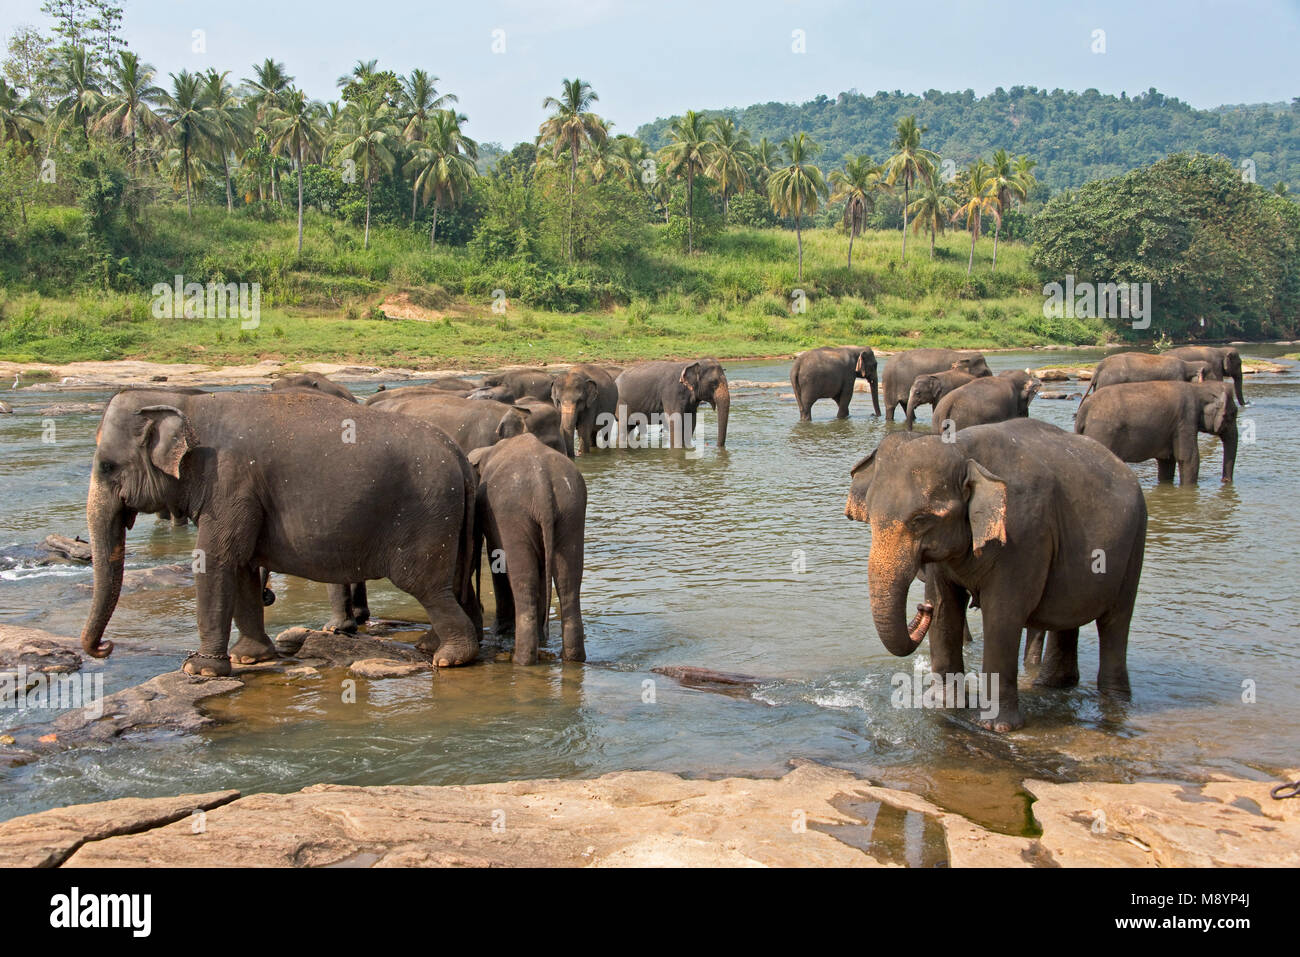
[
  {"x1": 324, "y1": 616, "x2": 359, "y2": 635},
  {"x1": 229, "y1": 635, "x2": 280, "y2": 665},
  {"x1": 433, "y1": 638, "x2": 479, "y2": 668},
  {"x1": 353, "y1": 606, "x2": 371, "y2": 625},
  {"x1": 1034, "y1": 668, "x2": 1079, "y2": 689},
  {"x1": 980, "y1": 707, "x2": 1024, "y2": 733},
  {"x1": 415, "y1": 630, "x2": 441, "y2": 654},
  {"x1": 182, "y1": 652, "x2": 232, "y2": 678},
  {"x1": 1098, "y1": 677, "x2": 1132, "y2": 698},
  {"x1": 512, "y1": 649, "x2": 539, "y2": 666}
]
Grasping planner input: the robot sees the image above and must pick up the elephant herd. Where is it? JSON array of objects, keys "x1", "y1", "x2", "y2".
[{"x1": 78, "y1": 342, "x2": 1245, "y2": 732}]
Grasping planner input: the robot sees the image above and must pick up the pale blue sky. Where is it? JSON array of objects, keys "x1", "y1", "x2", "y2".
[{"x1": 5, "y1": 0, "x2": 1298, "y2": 145}]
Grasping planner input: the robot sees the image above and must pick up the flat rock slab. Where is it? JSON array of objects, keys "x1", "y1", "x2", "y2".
[
  {"x1": 274, "y1": 628, "x2": 430, "y2": 666},
  {"x1": 349, "y1": 658, "x2": 431, "y2": 679},
  {"x1": 0, "y1": 790, "x2": 240, "y2": 867}
]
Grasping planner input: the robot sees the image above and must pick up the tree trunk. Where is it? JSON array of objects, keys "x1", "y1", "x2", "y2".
[
  {"x1": 430, "y1": 205, "x2": 438, "y2": 250},
  {"x1": 411, "y1": 182, "x2": 418, "y2": 222},
  {"x1": 295, "y1": 148, "x2": 304, "y2": 254},
  {"x1": 687, "y1": 167, "x2": 694, "y2": 254},
  {"x1": 847, "y1": 229, "x2": 854, "y2": 269},
  {"x1": 930, "y1": 227, "x2": 936, "y2": 259},
  {"x1": 567, "y1": 148, "x2": 576, "y2": 263},
  {"x1": 184, "y1": 142, "x2": 192, "y2": 218},
  {"x1": 967, "y1": 229, "x2": 976, "y2": 275},
  {"x1": 901, "y1": 179, "x2": 909, "y2": 264},
  {"x1": 992, "y1": 222, "x2": 1000, "y2": 271},
  {"x1": 223, "y1": 151, "x2": 233, "y2": 213},
  {"x1": 796, "y1": 196, "x2": 803, "y2": 281},
  {"x1": 364, "y1": 179, "x2": 372, "y2": 250}
]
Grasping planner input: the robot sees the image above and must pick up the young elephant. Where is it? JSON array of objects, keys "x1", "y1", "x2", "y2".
[
  {"x1": 1165, "y1": 345, "x2": 1246, "y2": 406},
  {"x1": 82, "y1": 390, "x2": 481, "y2": 673},
  {"x1": 1084, "y1": 352, "x2": 1208, "y2": 396},
  {"x1": 904, "y1": 370, "x2": 976, "y2": 430},
  {"x1": 931, "y1": 374, "x2": 1040, "y2": 432},
  {"x1": 270, "y1": 372, "x2": 357, "y2": 403},
  {"x1": 469, "y1": 434, "x2": 587, "y2": 665},
  {"x1": 789, "y1": 346, "x2": 881, "y2": 421},
  {"x1": 614, "y1": 359, "x2": 730, "y2": 448},
  {"x1": 881, "y1": 348, "x2": 992, "y2": 421},
  {"x1": 845, "y1": 418, "x2": 1147, "y2": 731},
  {"x1": 474, "y1": 369, "x2": 556, "y2": 403},
  {"x1": 1075, "y1": 379, "x2": 1237, "y2": 484},
  {"x1": 373, "y1": 392, "x2": 567, "y2": 455},
  {"x1": 551, "y1": 364, "x2": 619, "y2": 456}
]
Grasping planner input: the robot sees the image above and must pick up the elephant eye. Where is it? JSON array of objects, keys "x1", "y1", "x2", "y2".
[{"x1": 98, "y1": 460, "x2": 115, "y2": 475}]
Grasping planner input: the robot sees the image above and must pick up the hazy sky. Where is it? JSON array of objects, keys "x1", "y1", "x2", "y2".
[{"x1": 4, "y1": 0, "x2": 1297, "y2": 145}]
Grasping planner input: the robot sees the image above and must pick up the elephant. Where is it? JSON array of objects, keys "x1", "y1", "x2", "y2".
[
  {"x1": 81, "y1": 389, "x2": 481, "y2": 673},
  {"x1": 371, "y1": 392, "x2": 568, "y2": 455},
  {"x1": 789, "y1": 346, "x2": 880, "y2": 421},
  {"x1": 364, "y1": 383, "x2": 475, "y2": 406},
  {"x1": 904, "y1": 370, "x2": 976, "y2": 430},
  {"x1": 468, "y1": 433, "x2": 587, "y2": 665},
  {"x1": 1165, "y1": 345, "x2": 1246, "y2": 405},
  {"x1": 881, "y1": 349, "x2": 991, "y2": 421},
  {"x1": 1083, "y1": 352, "x2": 1209, "y2": 396},
  {"x1": 614, "y1": 359, "x2": 730, "y2": 449},
  {"x1": 270, "y1": 372, "x2": 356, "y2": 403},
  {"x1": 1075, "y1": 379, "x2": 1237, "y2": 485},
  {"x1": 930, "y1": 373, "x2": 1040, "y2": 432},
  {"x1": 474, "y1": 369, "x2": 556, "y2": 403},
  {"x1": 551, "y1": 363, "x2": 619, "y2": 456},
  {"x1": 844, "y1": 418, "x2": 1147, "y2": 731}
]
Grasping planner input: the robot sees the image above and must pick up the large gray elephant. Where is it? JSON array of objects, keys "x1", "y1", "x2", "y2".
[
  {"x1": 81, "y1": 390, "x2": 481, "y2": 673},
  {"x1": 1165, "y1": 345, "x2": 1246, "y2": 405},
  {"x1": 614, "y1": 359, "x2": 730, "y2": 449},
  {"x1": 845, "y1": 418, "x2": 1147, "y2": 731},
  {"x1": 270, "y1": 372, "x2": 357, "y2": 403},
  {"x1": 930, "y1": 373, "x2": 1040, "y2": 432},
  {"x1": 551, "y1": 364, "x2": 619, "y2": 456},
  {"x1": 1084, "y1": 352, "x2": 1209, "y2": 396},
  {"x1": 789, "y1": 347, "x2": 881, "y2": 420},
  {"x1": 1075, "y1": 379, "x2": 1237, "y2": 484},
  {"x1": 473, "y1": 369, "x2": 556, "y2": 403},
  {"x1": 903, "y1": 369, "x2": 975, "y2": 430},
  {"x1": 372, "y1": 392, "x2": 567, "y2": 455},
  {"x1": 881, "y1": 348, "x2": 991, "y2": 422},
  {"x1": 469, "y1": 433, "x2": 587, "y2": 665}
]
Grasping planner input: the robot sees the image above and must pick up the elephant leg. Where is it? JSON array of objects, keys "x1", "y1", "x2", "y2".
[
  {"x1": 1178, "y1": 446, "x2": 1200, "y2": 486},
  {"x1": 1156, "y1": 458, "x2": 1176, "y2": 483},
  {"x1": 322, "y1": 583, "x2": 360, "y2": 633},
  {"x1": 485, "y1": 531, "x2": 514, "y2": 635},
  {"x1": 1095, "y1": 609, "x2": 1133, "y2": 698},
  {"x1": 978, "y1": 611, "x2": 1027, "y2": 732},
  {"x1": 350, "y1": 581, "x2": 370, "y2": 624},
  {"x1": 504, "y1": 531, "x2": 545, "y2": 665},
  {"x1": 554, "y1": 529, "x2": 585, "y2": 662},
  {"x1": 1023, "y1": 628, "x2": 1045, "y2": 666},
  {"x1": 1034, "y1": 628, "x2": 1079, "y2": 688},
  {"x1": 259, "y1": 566, "x2": 275, "y2": 606},
  {"x1": 184, "y1": 539, "x2": 237, "y2": 677},
  {"x1": 408, "y1": 582, "x2": 480, "y2": 667},
  {"x1": 926, "y1": 572, "x2": 966, "y2": 681},
  {"x1": 230, "y1": 564, "x2": 279, "y2": 665},
  {"x1": 835, "y1": 382, "x2": 853, "y2": 419},
  {"x1": 796, "y1": 388, "x2": 812, "y2": 421}
]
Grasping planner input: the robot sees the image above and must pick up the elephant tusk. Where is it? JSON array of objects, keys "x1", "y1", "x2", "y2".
[{"x1": 907, "y1": 602, "x2": 934, "y2": 644}]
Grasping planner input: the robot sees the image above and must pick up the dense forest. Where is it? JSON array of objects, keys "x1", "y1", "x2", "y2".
[{"x1": 637, "y1": 88, "x2": 1300, "y2": 195}]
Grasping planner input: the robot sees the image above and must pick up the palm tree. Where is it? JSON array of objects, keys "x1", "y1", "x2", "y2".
[
  {"x1": 92, "y1": 51, "x2": 165, "y2": 169},
  {"x1": 158, "y1": 70, "x2": 211, "y2": 218},
  {"x1": 50, "y1": 46, "x2": 102, "y2": 143},
  {"x1": 752, "y1": 136, "x2": 780, "y2": 195},
  {"x1": 333, "y1": 91, "x2": 396, "y2": 249},
  {"x1": 767, "y1": 133, "x2": 828, "y2": 281},
  {"x1": 606, "y1": 133, "x2": 651, "y2": 192},
  {"x1": 0, "y1": 79, "x2": 42, "y2": 223},
  {"x1": 705, "y1": 117, "x2": 754, "y2": 222},
  {"x1": 952, "y1": 159, "x2": 1001, "y2": 275},
  {"x1": 406, "y1": 110, "x2": 478, "y2": 249},
  {"x1": 829, "y1": 154, "x2": 883, "y2": 268},
  {"x1": 200, "y1": 70, "x2": 244, "y2": 212},
  {"x1": 337, "y1": 59, "x2": 379, "y2": 92},
  {"x1": 537, "y1": 78, "x2": 605, "y2": 263},
  {"x1": 270, "y1": 87, "x2": 324, "y2": 253},
  {"x1": 399, "y1": 69, "x2": 456, "y2": 142},
  {"x1": 243, "y1": 59, "x2": 293, "y2": 203},
  {"x1": 906, "y1": 169, "x2": 957, "y2": 259},
  {"x1": 884, "y1": 115, "x2": 938, "y2": 263},
  {"x1": 659, "y1": 109, "x2": 712, "y2": 254}
]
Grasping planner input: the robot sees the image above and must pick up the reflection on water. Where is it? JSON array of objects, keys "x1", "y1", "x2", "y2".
[{"x1": 1, "y1": 350, "x2": 1298, "y2": 840}]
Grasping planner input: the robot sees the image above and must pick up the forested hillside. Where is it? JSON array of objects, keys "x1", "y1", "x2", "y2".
[{"x1": 637, "y1": 88, "x2": 1299, "y2": 194}]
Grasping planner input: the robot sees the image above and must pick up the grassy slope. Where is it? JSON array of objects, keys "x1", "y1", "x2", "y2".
[{"x1": 0, "y1": 205, "x2": 1109, "y2": 367}]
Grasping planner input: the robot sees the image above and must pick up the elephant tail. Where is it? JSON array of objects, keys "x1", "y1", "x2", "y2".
[
  {"x1": 540, "y1": 503, "x2": 556, "y2": 636},
  {"x1": 459, "y1": 467, "x2": 481, "y2": 626}
]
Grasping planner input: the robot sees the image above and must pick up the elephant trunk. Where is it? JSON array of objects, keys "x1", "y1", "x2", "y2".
[
  {"x1": 869, "y1": 374, "x2": 882, "y2": 417},
  {"x1": 712, "y1": 381, "x2": 730, "y2": 449},
  {"x1": 867, "y1": 528, "x2": 929, "y2": 657},
  {"x1": 1220, "y1": 420, "x2": 1238, "y2": 483},
  {"x1": 558, "y1": 402, "x2": 578, "y2": 457},
  {"x1": 1231, "y1": 370, "x2": 1245, "y2": 407},
  {"x1": 80, "y1": 475, "x2": 127, "y2": 658},
  {"x1": 903, "y1": 388, "x2": 922, "y2": 430}
]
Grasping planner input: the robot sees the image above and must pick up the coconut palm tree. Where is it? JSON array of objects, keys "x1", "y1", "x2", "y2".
[
  {"x1": 906, "y1": 169, "x2": 957, "y2": 259},
  {"x1": 752, "y1": 136, "x2": 780, "y2": 196},
  {"x1": 270, "y1": 87, "x2": 324, "y2": 253},
  {"x1": 158, "y1": 70, "x2": 211, "y2": 218},
  {"x1": 0, "y1": 78, "x2": 42, "y2": 223},
  {"x1": 705, "y1": 117, "x2": 754, "y2": 223},
  {"x1": 399, "y1": 69, "x2": 456, "y2": 142},
  {"x1": 406, "y1": 109, "x2": 478, "y2": 249},
  {"x1": 537, "y1": 78, "x2": 605, "y2": 263},
  {"x1": 92, "y1": 51, "x2": 165, "y2": 169},
  {"x1": 606, "y1": 133, "x2": 651, "y2": 192},
  {"x1": 829, "y1": 154, "x2": 883, "y2": 268},
  {"x1": 199, "y1": 70, "x2": 243, "y2": 212},
  {"x1": 50, "y1": 46, "x2": 102, "y2": 143},
  {"x1": 952, "y1": 159, "x2": 1001, "y2": 275},
  {"x1": 884, "y1": 115, "x2": 938, "y2": 263},
  {"x1": 659, "y1": 109, "x2": 713, "y2": 254},
  {"x1": 767, "y1": 133, "x2": 828, "y2": 281},
  {"x1": 243, "y1": 59, "x2": 293, "y2": 203},
  {"x1": 333, "y1": 91, "x2": 396, "y2": 249},
  {"x1": 337, "y1": 59, "x2": 379, "y2": 91}
]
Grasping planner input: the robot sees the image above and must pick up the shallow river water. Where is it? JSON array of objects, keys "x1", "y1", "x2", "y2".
[{"x1": 1, "y1": 347, "x2": 1298, "y2": 839}]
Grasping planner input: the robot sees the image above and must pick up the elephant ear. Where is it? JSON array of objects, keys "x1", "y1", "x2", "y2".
[
  {"x1": 583, "y1": 378, "x2": 599, "y2": 404},
  {"x1": 1202, "y1": 387, "x2": 1229, "y2": 434},
  {"x1": 466, "y1": 446, "x2": 491, "y2": 472},
  {"x1": 854, "y1": 350, "x2": 872, "y2": 376},
  {"x1": 964, "y1": 460, "x2": 1008, "y2": 556},
  {"x1": 845, "y1": 450, "x2": 878, "y2": 522},
  {"x1": 679, "y1": 362, "x2": 701, "y2": 395},
  {"x1": 136, "y1": 405, "x2": 197, "y2": 479},
  {"x1": 1021, "y1": 376, "x2": 1041, "y2": 402},
  {"x1": 495, "y1": 408, "x2": 529, "y2": 440}
]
